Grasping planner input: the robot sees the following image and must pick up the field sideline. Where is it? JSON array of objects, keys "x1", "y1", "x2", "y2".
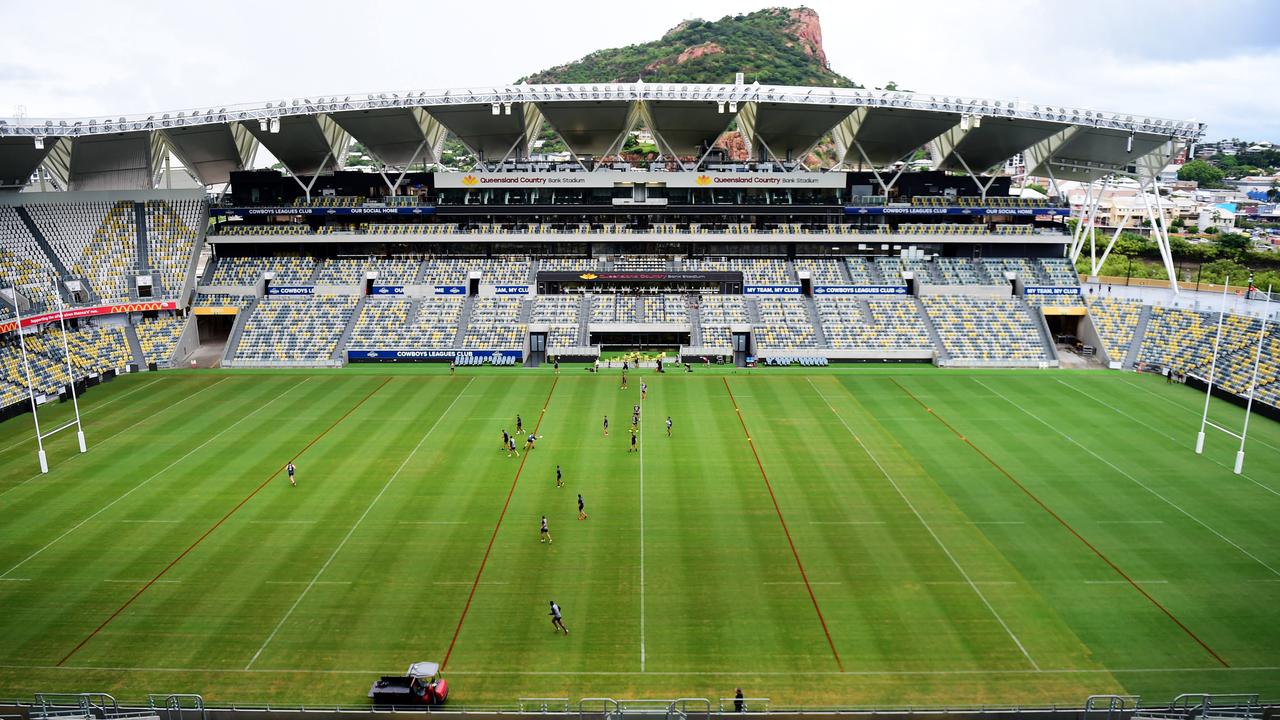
[{"x1": 0, "y1": 366, "x2": 1277, "y2": 708}]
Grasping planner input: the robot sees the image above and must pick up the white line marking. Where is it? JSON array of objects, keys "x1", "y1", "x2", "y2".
[
  {"x1": 0, "y1": 378, "x2": 164, "y2": 455},
  {"x1": 0, "y1": 378, "x2": 231, "y2": 503},
  {"x1": 639, "y1": 391, "x2": 646, "y2": 673},
  {"x1": 121, "y1": 519, "x2": 180, "y2": 524},
  {"x1": 5, "y1": 662, "x2": 1277, "y2": 677},
  {"x1": 0, "y1": 378, "x2": 305, "y2": 580},
  {"x1": 0, "y1": 578, "x2": 32, "y2": 582},
  {"x1": 1058, "y1": 379, "x2": 1280, "y2": 498},
  {"x1": 923, "y1": 581, "x2": 1017, "y2": 586},
  {"x1": 1085, "y1": 580, "x2": 1168, "y2": 585},
  {"x1": 763, "y1": 581, "x2": 844, "y2": 585},
  {"x1": 977, "y1": 379, "x2": 1280, "y2": 580},
  {"x1": 245, "y1": 377, "x2": 474, "y2": 670},
  {"x1": 806, "y1": 378, "x2": 1040, "y2": 671}
]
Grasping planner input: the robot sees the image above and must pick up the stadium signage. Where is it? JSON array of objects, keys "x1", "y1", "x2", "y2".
[
  {"x1": 848, "y1": 206, "x2": 1069, "y2": 217},
  {"x1": 1, "y1": 300, "x2": 178, "y2": 333},
  {"x1": 348, "y1": 349, "x2": 522, "y2": 361},
  {"x1": 493, "y1": 285, "x2": 530, "y2": 295},
  {"x1": 744, "y1": 285, "x2": 803, "y2": 295},
  {"x1": 193, "y1": 306, "x2": 239, "y2": 315},
  {"x1": 212, "y1": 207, "x2": 436, "y2": 217},
  {"x1": 266, "y1": 286, "x2": 315, "y2": 296},
  {"x1": 433, "y1": 285, "x2": 466, "y2": 295},
  {"x1": 370, "y1": 285, "x2": 406, "y2": 296},
  {"x1": 1024, "y1": 286, "x2": 1082, "y2": 295},
  {"x1": 434, "y1": 171, "x2": 844, "y2": 189},
  {"x1": 813, "y1": 286, "x2": 909, "y2": 295},
  {"x1": 537, "y1": 271, "x2": 741, "y2": 283}
]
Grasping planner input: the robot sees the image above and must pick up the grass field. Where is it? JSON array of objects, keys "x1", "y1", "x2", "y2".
[{"x1": 1, "y1": 366, "x2": 1278, "y2": 709}]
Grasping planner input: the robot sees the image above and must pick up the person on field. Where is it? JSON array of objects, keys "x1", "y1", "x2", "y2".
[
  {"x1": 603, "y1": 415, "x2": 609, "y2": 437},
  {"x1": 640, "y1": 380, "x2": 647, "y2": 400},
  {"x1": 502, "y1": 429, "x2": 510, "y2": 451},
  {"x1": 577, "y1": 493, "x2": 588, "y2": 520},
  {"x1": 556, "y1": 464, "x2": 563, "y2": 488},
  {"x1": 540, "y1": 515, "x2": 553, "y2": 544},
  {"x1": 666, "y1": 416, "x2": 673, "y2": 437},
  {"x1": 629, "y1": 430, "x2": 638, "y2": 453},
  {"x1": 287, "y1": 461, "x2": 296, "y2": 487},
  {"x1": 516, "y1": 414, "x2": 524, "y2": 433},
  {"x1": 734, "y1": 689, "x2": 744, "y2": 713},
  {"x1": 549, "y1": 600, "x2": 568, "y2": 634},
  {"x1": 508, "y1": 436, "x2": 520, "y2": 458}
]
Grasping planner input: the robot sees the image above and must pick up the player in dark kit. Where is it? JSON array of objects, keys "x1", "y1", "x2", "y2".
[
  {"x1": 502, "y1": 429, "x2": 510, "y2": 451},
  {"x1": 666, "y1": 416, "x2": 673, "y2": 437},
  {"x1": 556, "y1": 464, "x2": 563, "y2": 488},
  {"x1": 577, "y1": 493, "x2": 588, "y2": 520},
  {"x1": 516, "y1": 414, "x2": 523, "y2": 434},
  {"x1": 629, "y1": 431, "x2": 638, "y2": 453},
  {"x1": 287, "y1": 461, "x2": 296, "y2": 487},
  {"x1": 603, "y1": 415, "x2": 609, "y2": 437},
  {"x1": 540, "y1": 516, "x2": 553, "y2": 543}
]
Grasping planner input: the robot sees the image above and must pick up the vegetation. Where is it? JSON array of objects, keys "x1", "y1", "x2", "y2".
[
  {"x1": 518, "y1": 8, "x2": 858, "y2": 87},
  {"x1": 1074, "y1": 229, "x2": 1280, "y2": 288},
  {"x1": 1177, "y1": 159, "x2": 1226, "y2": 188}
]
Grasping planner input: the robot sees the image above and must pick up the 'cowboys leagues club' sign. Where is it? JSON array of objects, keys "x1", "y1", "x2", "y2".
[{"x1": 433, "y1": 171, "x2": 846, "y2": 190}]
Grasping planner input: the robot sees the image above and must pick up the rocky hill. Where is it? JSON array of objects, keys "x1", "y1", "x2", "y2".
[{"x1": 518, "y1": 7, "x2": 857, "y2": 88}]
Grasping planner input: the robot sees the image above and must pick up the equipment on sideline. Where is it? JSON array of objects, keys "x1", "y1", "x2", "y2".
[{"x1": 368, "y1": 661, "x2": 448, "y2": 705}]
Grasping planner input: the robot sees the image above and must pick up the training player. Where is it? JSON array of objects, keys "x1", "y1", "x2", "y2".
[
  {"x1": 578, "y1": 493, "x2": 588, "y2": 520},
  {"x1": 449, "y1": 359, "x2": 456, "y2": 376},
  {"x1": 666, "y1": 415, "x2": 673, "y2": 437},
  {"x1": 556, "y1": 464, "x2": 563, "y2": 488},
  {"x1": 603, "y1": 415, "x2": 609, "y2": 437},
  {"x1": 640, "y1": 380, "x2": 647, "y2": 400},
  {"x1": 549, "y1": 600, "x2": 568, "y2": 634},
  {"x1": 553, "y1": 358, "x2": 560, "y2": 375},
  {"x1": 516, "y1": 414, "x2": 524, "y2": 434},
  {"x1": 287, "y1": 461, "x2": 296, "y2": 487},
  {"x1": 502, "y1": 429, "x2": 510, "y2": 451},
  {"x1": 508, "y1": 436, "x2": 520, "y2": 458},
  {"x1": 540, "y1": 515, "x2": 553, "y2": 543},
  {"x1": 525, "y1": 432, "x2": 537, "y2": 452},
  {"x1": 629, "y1": 430, "x2": 638, "y2": 453},
  {"x1": 620, "y1": 368, "x2": 629, "y2": 390}
]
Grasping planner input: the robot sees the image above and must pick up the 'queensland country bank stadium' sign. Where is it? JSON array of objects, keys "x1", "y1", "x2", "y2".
[{"x1": 434, "y1": 171, "x2": 845, "y2": 189}]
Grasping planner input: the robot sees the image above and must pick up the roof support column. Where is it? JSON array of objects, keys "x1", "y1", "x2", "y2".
[
  {"x1": 951, "y1": 150, "x2": 997, "y2": 200},
  {"x1": 1146, "y1": 176, "x2": 1180, "y2": 293},
  {"x1": 377, "y1": 137, "x2": 429, "y2": 195},
  {"x1": 1091, "y1": 202, "x2": 1135, "y2": 279},
  {"x1": 281, "y1": 149, "x2": 332, "y2": 204},
  {"x1": 852, "y1": 141, "x2": 911, "y2": 197}
]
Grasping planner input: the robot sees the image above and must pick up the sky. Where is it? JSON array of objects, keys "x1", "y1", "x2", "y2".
[{"x1": 1, "y1": 0, "x2": 1277, "y2": 142}]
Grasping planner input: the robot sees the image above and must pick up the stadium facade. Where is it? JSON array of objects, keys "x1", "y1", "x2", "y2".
[{"x1": 3, "y1": 83, "x2": 1274, "y2": 420}]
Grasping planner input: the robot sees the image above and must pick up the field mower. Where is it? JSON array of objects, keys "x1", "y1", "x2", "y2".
[{"x1": 368, "y1": 661, "x2": 449, "y2": 706}]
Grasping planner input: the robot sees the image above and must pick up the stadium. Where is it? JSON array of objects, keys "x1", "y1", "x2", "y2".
[{"x1": 0, "y1": 80, "x2": 1277, "y2": 720}]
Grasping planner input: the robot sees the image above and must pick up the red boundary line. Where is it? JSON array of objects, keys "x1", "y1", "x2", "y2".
[
  {"x1": 441, "y1": 376, "x2": 559, "y2": 670},
  {"x1": 888, "y1": 378, "x2": 1230, "y2": 668},
  {"x1": 722, "y1": 377, "x2": 844, "y2": 672},
  {"x1": 56, "y1": 376, "x2": 393, "y2": 666}
]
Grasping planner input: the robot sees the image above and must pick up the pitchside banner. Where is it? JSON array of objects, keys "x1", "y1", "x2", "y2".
[
  {"x1": 744, "y1": 285, "x2": 802, "y2": 295},
  {"x1": 1024, "y1": 286, "x2": 1082, "y2": 295},
  {"x1": 348, "y1": 349, "x2": 522, "y2": 361},
  {"x1": 847, "y1": 207, "x2": 1070, "y2": 217},
  {"x1": 0, "y1": 300, "x2": 177, "y2": 333},
  {"x1": 434, "y1": 171, "x2": 845, "y2": 189},
  {"x1": 493, "y1": 285, "x2": 530, "y2": 295},
  {"x1": 370, "y1": 285, "x2": 406, "y2": 296},
  {"x1": 813, "y1": 286, "x2": 909, "y2": 295},
  {"x1": 211, "y1": 207, "x2": 437, "y2": 217},
  {"x1": 433, "y1": 286, "x2": 466, "y2": 295},
  {"x1": 266, "y1": 286, "x2": 315, "y2": 296}
]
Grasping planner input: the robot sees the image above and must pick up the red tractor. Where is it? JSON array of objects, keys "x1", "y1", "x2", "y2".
[{"x1": 368, "y1": 662, "x2": 449, "y2": 706}]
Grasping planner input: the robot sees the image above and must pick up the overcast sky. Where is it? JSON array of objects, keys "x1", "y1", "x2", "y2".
[{"x1": 2, "y1": 0, "x2": 1277, "y2": 142}]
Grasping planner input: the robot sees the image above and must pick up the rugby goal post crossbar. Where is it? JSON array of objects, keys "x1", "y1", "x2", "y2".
[
  {"x1": 1195, "y1": 279, "x2": 1273, "y2": 474},
  {"x1": 11, "y1": 275, "x2": 90, "y2": 474}
]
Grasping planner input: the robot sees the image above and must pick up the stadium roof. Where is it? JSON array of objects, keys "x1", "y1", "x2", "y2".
[{"x1": 0, "y1": 83, "x2": 1206, "y2": 190}]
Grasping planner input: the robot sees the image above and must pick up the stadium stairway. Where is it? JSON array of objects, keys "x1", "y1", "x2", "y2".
[
  {"x1": 221, "y1": 295, "x2": 260, "y2": 363},
  {"x1": 746, "y1": 298, "x2": 762, "y2": 325},
  {"x1": 1021, "y1": 298, "x2": 1060, "y2": 363},
  {"x1": 577, "y1": 295, "x2": 591, "y2": 345},
  {"x1": 688, "y1": 301, "x2": 703, "y2": 346},
  {"x1": 836, "y1": 259, "x2": 854, "y2": 284},
  {"x1": 123, "y1": 324, "x2": 146, "y2": 368},
  {"x1": 1124, "y1": 303, "x2": 1155, "y2": 369},
  {"x1": 14, "y1": 206, "x2": 81, "y2": 302},
  {"x1": 133, "y1": 202, "x2": 168, "y2": 298},
  {"x1": 412, "y1": 258, "x2": 430, "y2": 284},
  {"x1": 451, "y1": 295, "x2": 475, "y2": 347},
  {"x1": 912, "y1": 296, "x2": 950, "y2": 362},
  {"x1": 304, "y1": 261, "x2": 322, "y2": 285},
  {"x1": 804, "y1": 296, "x2": 829, "y2": 347},
  {"x1": 331, "y1": 295, "x2": 367, "y2": 361}
]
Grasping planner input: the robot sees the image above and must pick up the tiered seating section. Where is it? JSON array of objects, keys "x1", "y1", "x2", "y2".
[
  {"x1": 0, "y1": 206, "x2": 61, "y2": 308},
  {"x1": 684, "y1": 258, "x2": 790, "y2": 285},
  {"x1": 210, "y1": 256, "x2": 315, "y2": 285},
  {"x1": 420, "y1": 258, "x2": 530, "y2": 286},
  {"x1": 235, "y1": 296, "x2": 358, "y2": 362},
  {"x1": 1138, "y1": 306, "x2": 1260, "y2": 374},
  {"x1": 27, "y1": 201, "x2": 137, "y2": 302},
  {"x1": 641, "y1": 295, "x2": 689, "y2": 324},
  {"x1": 590, "y1": 295, "x2": 638, "y2": 323},
  {"x1": 462, "y1": 298, "x2": 525, "y2": 349},
  {"x1": 532, "y1": 296, "x2": 583, "y2": 348},
  {"x1": 1087, "y1": 297, "x2": 1143, "y2": 361},
  {"x1": 818, "y1": 298, "x2": 932, "y2": 351},
  {"x1": 315, "y1": 257, "x2": 421, "y2": 285},
  {"x1": 539, "y1": 258, "x2": 601, "y2": 273},
  {"x1": 145, "y1": 200, "x2": 201, "y2": 293},
  {"x1": 135, "y1": 316, "x2": 186, "y2": 365},
  {"x1": 794, "y1": 258, "x2": 844, "y2": 285},
  {"x1": 348, "y1": 298, "x2": 464, "y2": 349},
  {"x1": 923, "y1": 296, "x2": 1048, "y2": 362},
  {"x1": 754, "y1": 298, "x2": 816, "y2": 350}
]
